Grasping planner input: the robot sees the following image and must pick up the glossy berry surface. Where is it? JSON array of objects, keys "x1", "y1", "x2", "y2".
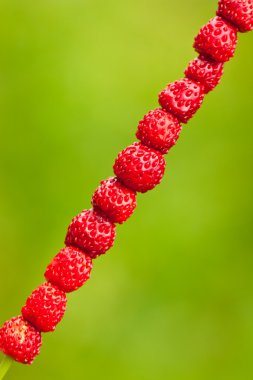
[
  {"x1": 194, "y1": 16, "x2": 238, "y2": 62},
  {"x1": 185, "y1": 55, "x2": 224, "y2": 93},
  {"x1": 0, "y1": 316, "x2": 42, "y2": 364},
  {"x1": 45, "y1": 246, "x2": 93, "y2": 293},
  {"x1": 92, "y1": 177, "x2": 137, "y2": 224},
  {"x1": 159, "y1": 78, "x2": 204, "y2": 123},
  {"x1": 136, "y1": 108, "x2": 182, "y2": 154},
  {"x1": 113, "y1": 142, "x2": 165, "y2": 193},
  {"x1": 65, "y1": 209, "x2": 116, "y2": 259},
  {"x1": 22, "y1": 283, "x2": 67, "y2": 332},
  {"x1": 217, "y1": 0, "x2": 253, "y2": 33}
]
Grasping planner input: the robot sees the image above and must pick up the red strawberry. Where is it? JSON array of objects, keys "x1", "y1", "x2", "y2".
[
  {"x1": 92, "y1": 177, "x2": 137, "y2": 224},
  {"x1": 194, "y1": 16, "x2": 238, "y2": 62},
  {"x1": 0, "y1": 316, "x2": 42, "y2": 364},
  {"x1": 217, "y1": 0, "x2": 253, "y2": 33},
  {"x1": 113, "y1": 142, "x2": 165, "y2": 193},
  {"x1": 22, "y1": 283, "x2": 67, "y2": 332},
  {"x1": 44, "y1": 246, "x2": 93, "y2": 293},
  {"x1": 136, "y1": 108, "x2": 182, "y2": 154},
  {"x1": 65, "y1": 209, "x2": 116, "y2": 259},
  {"x1": 185, "y1": 55, "x2": 224, "y2": 94},
  {"x1": 158, "y1": 78, "x2": 204, "y2": 124}
]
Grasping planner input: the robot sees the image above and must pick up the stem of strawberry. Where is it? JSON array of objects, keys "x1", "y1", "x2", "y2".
[{"x1": 0, "y1": 355, "x2": 12, "y2": 380}]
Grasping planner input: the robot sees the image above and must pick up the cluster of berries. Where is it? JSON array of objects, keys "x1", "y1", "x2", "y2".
[{"x1": 0, "y1": 0, "x2": 252, "y2": 366}]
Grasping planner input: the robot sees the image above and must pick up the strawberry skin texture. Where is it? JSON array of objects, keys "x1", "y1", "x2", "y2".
[
  {"x1": 194, "y1": 16, "x2": 238, "y2": 62},
  {"x1": 217, "y1": 0, "x2": 253, "y2": 33},
  {"x1": 45, "y1": 246, "x2": 93, "y2": 293},
  {"x1": 65, "y1": 209, "x2": 116, "y2": 259},
  {"x1": 159, "y1": 78, "x2": 204, "y2": 124},
  {"x1": 92, "y1": 177, "x2": 137, "y2": 224},
  {"x1": 185, "y1": 55, "x2": 224, "y2": 94},
  {"x1": 22, "y1": 283, "x2": 67, "y2": 332},
  {"x1": 136, "y1": 108, "x2": 182, "y2": 154},
  {"x1": 0, "y1": 316, "x2": 42, "y2": 364},
  {"x1": 113, "y1": 142, "x2": 165, "y2": 193}
]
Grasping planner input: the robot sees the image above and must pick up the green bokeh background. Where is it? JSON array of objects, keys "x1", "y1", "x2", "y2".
[{"x1": 0, "y1": 0, "x2": 252, "y2": 379}]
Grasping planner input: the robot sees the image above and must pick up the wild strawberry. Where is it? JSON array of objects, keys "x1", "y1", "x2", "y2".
[
  {"x1": 92, "y1": 177, "x2": 137, "y2": 224},
  {"x1": 194, "y1": 16, "x2": 238, "y2": 62},
  {"x1": 113, "y1": 142, "x2": 165, "y2": 193},
  {"x1": 0, "y1": 316, "x2": 42, "y2": 364},
  {"x1": 185, "y1": 55, "x2": 224, "y2": 94},
  {"x1": 158, "y1": 78, "x2": 204, "y2": 124},
  {"x1": 22, "y1": 283, "x2": 67, "y2": 332},
  {"x1": 217, "y1": 0, "x2": 253, "y2": 33},
  {"x1": 44, "y1": 246, "x2": 93, "y2": 293},
  {"x1": 65, "y1": 209, "x2": 116, "y2": 259},
  {"x1": 136, "y1": 108, "x2": 182, "y2": 154}
]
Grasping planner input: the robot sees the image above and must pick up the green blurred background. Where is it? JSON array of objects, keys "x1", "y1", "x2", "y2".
[{"x1": 0, "y1": 0, "x2": 253, "y2": 379}]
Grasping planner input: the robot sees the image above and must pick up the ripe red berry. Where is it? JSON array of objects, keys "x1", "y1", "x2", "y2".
[
  {"x1": 217, "y1": 0, "x2": 253, "y2": 33},
  {"x1": 65, "y1": 209, "x2": 116, "y2": 259},
  {"x1": 92, "y1": 177, "x2": 137, "y2": 224},
  {"x1": 158, "y1": 78, "x2": 204, "y2": 124},
  {"x1": 113, "y1": 142, "x2": 165, "y2": 193},
  {"x1": 44, "y1": 246, "x2": 93, "y2": 293},
  {"x1": 0, "y1": 316, "x2": 42, "y2": 364},
  {"x1": 185, "y1": 55, "x2": 224, "y2": 94},
  {"x1": 194, "y1": 16, "x2": 238, "y2": 62},
  {"x1": 22, "y1": 283, "x2": 67, "y2": 332},
  {"x1": 136, "y1": 108, "x2": 182, "y2": 154}
]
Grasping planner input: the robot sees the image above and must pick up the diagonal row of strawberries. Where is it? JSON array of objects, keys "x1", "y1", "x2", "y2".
[{"x1": 0, "y1": 0, "x2": 252, "y2": 366}]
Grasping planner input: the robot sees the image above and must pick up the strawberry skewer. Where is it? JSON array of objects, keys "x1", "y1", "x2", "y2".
[{"x1": 0, "y1": 0, "x2": 252, "y2": 375}]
